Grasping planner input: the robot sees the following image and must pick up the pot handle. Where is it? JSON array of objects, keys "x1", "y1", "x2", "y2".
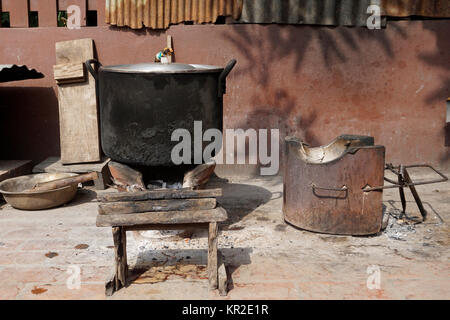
[
  {"x1": 85, "y1": 59, "x2": 102, "y2": 82},
  {"x1": 218, "y1": 59, "x2": 237, "y2": 97}
]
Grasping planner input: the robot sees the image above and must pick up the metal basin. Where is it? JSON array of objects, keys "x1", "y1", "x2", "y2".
[{"x1": 0, "y1": 173, "x2": 78, "y2": 210}]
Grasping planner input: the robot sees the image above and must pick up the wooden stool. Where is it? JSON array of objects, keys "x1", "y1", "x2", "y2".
[{"x1": 96, "y1": 189, "x2": 228, "y2": 296}]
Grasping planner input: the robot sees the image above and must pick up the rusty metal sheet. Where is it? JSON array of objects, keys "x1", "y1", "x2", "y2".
[
  {"x1": 0, "y1": 65, "x2": 44, "y2": 83},
  {"x1": 105, "y1": 0, "x2": 243, "y2": 29},
  {"x1": 382, "y1": 0, "x2": 450, "y2": 18},
  {"x1": 237, "y1": 0, "x2": 386, "y2": 27},
  {"x1": 283, "y1": 135, "x2": 385, "y2": 235}
]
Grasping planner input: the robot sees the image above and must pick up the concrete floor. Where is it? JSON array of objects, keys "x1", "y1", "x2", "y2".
[{"x1": 0, "y1": 170, "x2": 449, "y2": 300}]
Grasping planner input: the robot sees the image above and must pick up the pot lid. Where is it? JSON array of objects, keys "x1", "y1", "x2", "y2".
[{"x1": 101, "y1": 63, "x2": 223, "y2": 74}]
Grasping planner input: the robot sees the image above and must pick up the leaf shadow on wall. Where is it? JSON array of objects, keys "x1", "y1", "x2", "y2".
[
  {"x1": 220, "y1": 22, "x2": 406, "y2": 170},
  {"x1": 417, "y1": 21, "x2": 450, "y2": 163}
]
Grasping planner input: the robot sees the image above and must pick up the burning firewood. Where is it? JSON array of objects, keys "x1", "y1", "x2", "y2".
[
  {"x1": 108, "y1": 161, "x2": 145, "y2": 192},
  {"x1": 182, "y1": 161, "x2": 216, "y2": 189}
]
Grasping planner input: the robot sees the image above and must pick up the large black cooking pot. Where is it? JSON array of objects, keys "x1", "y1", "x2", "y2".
[{"x1": 85, "y1": 59, "x2": 236, "y2": 166}]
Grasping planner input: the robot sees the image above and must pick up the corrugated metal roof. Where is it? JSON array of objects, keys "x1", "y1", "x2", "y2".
[
  {"x1": 382, "y1": 0, "x2": 450, "y2": 18},
  {"x1": 105, "y1": 0, "x2": 243, "y2": 29},
  {"x1": 105, "y1": 0, "x2": 450, "y2": 30},
  {"x1": 0, "y1": 65, "x2": 44, "y2": 83},
  {"x1": 237, "y1": 0, "x2": 386, "y2": 27},
  {"x1": 236, "y1": 0, "x2": 450, "y2": 23}
]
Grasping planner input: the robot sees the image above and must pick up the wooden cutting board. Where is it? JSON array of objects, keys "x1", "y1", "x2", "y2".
[{"x1": 55, "y1": 38, "x2": 101, "y2": 164}]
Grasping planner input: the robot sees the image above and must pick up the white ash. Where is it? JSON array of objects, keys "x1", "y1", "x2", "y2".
[
  {"x1": 147, "y1": 180, "x2": 183, "y2": 190},
  {"x1": 111, "y1": 177, "x2": 145, "y2": 192},
  {"x1": 383, "y1": 220, "x2": 417, "y2": 241}
]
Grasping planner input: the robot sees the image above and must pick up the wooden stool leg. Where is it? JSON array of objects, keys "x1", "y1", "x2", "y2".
[
  {"x1": 113, "y1": 226, "x2": 128, "y2": 290},
  {"x1": 218, "y1": 251, "x2": 229, "y2": 296},
  {"x1": 208, "y1": 222, "x2": 218, "y2": 289}
]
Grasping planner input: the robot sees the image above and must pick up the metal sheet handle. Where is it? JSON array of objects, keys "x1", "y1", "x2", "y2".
[
  {"x1": 312, "y1": 184, "x2": 348, "y2": 199},
  {"x1": 312, "y1": 184, "x2": 348, "y2": 192}
]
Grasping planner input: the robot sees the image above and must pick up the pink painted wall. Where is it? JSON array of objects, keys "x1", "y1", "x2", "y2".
[{"x1": 0, "y1": 21, "x2": 449, "y2": 171}]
